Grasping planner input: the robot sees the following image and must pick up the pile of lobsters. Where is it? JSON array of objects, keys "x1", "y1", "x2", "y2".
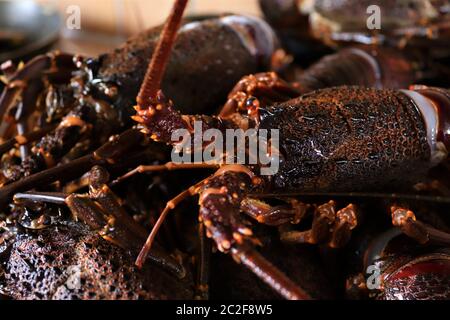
[{"x1": 0, "y1": 0, "x2": 449, "y2": 300}]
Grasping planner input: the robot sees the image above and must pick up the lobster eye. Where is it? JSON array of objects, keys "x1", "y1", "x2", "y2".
[{"x1": 383, "y1": 257, "x2": 450, "y2": 300}]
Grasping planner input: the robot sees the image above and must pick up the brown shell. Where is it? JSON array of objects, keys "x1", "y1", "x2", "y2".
[
  {"x1": 382, "y1": 257, "x2": 450, "y2": 300},
  {"x1": 96, "y1": 16, "x2": 269, "y2": 115},
  {"x1": 259, "y1": 86, "x2": 431, "y2": 192},
  {"x1": 295, "y1": 47, "x2": 415, "y2": 92},
  {"x1": 0, "y1": 222, "x2": 194, "y2": 300}
]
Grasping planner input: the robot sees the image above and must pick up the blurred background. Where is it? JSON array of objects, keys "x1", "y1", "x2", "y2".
[{"x1": 0, "y1": 0, "x2": 260, "y2": 60}]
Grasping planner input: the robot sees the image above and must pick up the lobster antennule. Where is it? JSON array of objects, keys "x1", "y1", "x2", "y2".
[{"x1": 137, "y1": 0, "x2": 189, "y2": 109}]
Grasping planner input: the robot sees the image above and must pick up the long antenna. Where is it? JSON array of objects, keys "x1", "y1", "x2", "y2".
[{"x1": 136, "y1": 0, "x2": 188, "y2": 109}]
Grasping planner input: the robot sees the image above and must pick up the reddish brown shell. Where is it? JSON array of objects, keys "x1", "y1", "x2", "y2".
[
  {"x1": 0, "y1": 222, "x2": 194, "y2": 300},
  {"x1": 259, "y1": 86, "x2": 431, "y2": 192},
  {"x1": 382, "y1": 256, "x2": 450, "y2": 300},
  {"x1": 96, "y1": 15, "x2": 276, "y2": 115}
]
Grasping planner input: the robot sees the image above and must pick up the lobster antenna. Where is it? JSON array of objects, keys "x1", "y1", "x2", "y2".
[{"x1": 137, "y1": 0, "x2": 188, "y2": 109}]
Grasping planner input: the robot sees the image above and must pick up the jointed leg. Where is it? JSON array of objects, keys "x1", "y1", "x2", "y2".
[
  {"x1": 280, "y1": 201, "x2": 337, "y2": 245},
  {"x1": 329, "y1": 204, "x2": 358, "y2": 248},
  {"x1": 136, "y1": 176, "x2": 210, "y2": 268},
  {"x1": 88, "y1": 166, "x2": 150, "y2": 242},
  {"x1": 279, "y1": 201, "x2": 357, "y2": 248},
  {"x1": 195, "y1": 222, "x2": 211, "y2": 300},
  {"x1": 240, "y1": 197, "x2": 309, "y2": 226},
  {"x1": 0, "y1": 129, "x2": 144, "y2": 209},
  {"x1": 0, "y1": 123, "x2": 57, "y2": 156},
  {"x1": 391, "y1": 206, "x2": 450, "y2": 245},
  {"x1": 232, "y1": 244, "x2": 311, "y2": 300},
  {"x1": 112, "y1": 162, "x2": 219, "y2": 186},
  {"x1": 2, "y1": 102, "x2": 97, "y2": 182},
  {"x1": 219, "y1": 72, "x2": 301, "y2": 122},
  {"x1": 0, "y1": 52, "x2": 76, "y2": 137}
]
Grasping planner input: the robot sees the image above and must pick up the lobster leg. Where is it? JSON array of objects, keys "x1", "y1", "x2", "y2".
[
  {"x1": 240, "y1": 197, "x2": 309, "y2": 226},
  {"x1": 280, "y1": 201, "x2": 337, "y2": 245},
  {"x1": 0, "y1": 52, "x2": 76, "y2": 135},
  {"x1": 280, "y1": 201, "x2": 357, "y2": 248},
  {"x1": 3, "y1": 101, "x2": 102, "y2": 182},
  {"x1": 329, "y1": 204, "x2": 358, "y2": 248},
  {"x1": 136, "y1": 176, "x2": 210, "y2": 268},
  {"x1": 0, "y1": 129, "x2": 144, "y2": 209},
  {"x1": 231, "y1": 245, "x2": 311, "y2": 300},
  {"x1": 112, "y1": 162, "x2": 219, "y2": 186},
  {"x1": 195, "y1": 222, "x2": 211, "y2": 300},
  {"x1": 0, "y1": 53, "x2": 124, "y2": 183},
  {"x1": 391, "y1": 206, "x2": 450, "y2": 245},
  {"x1": 219, "y1": 72, "x2": 300, "y2": 122},
  {"x1": 14, "y1": 78, "x2": 44, "y2": 159},
  {"x1": 87, "y1": 166, "x2": 151, "y2": 242},
  {"x1": 0, "y1": 123, "x2": 57, "y2": 156},
  {"x1": 241, "y1": 197, "x2": 357, "y2": 248}
]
